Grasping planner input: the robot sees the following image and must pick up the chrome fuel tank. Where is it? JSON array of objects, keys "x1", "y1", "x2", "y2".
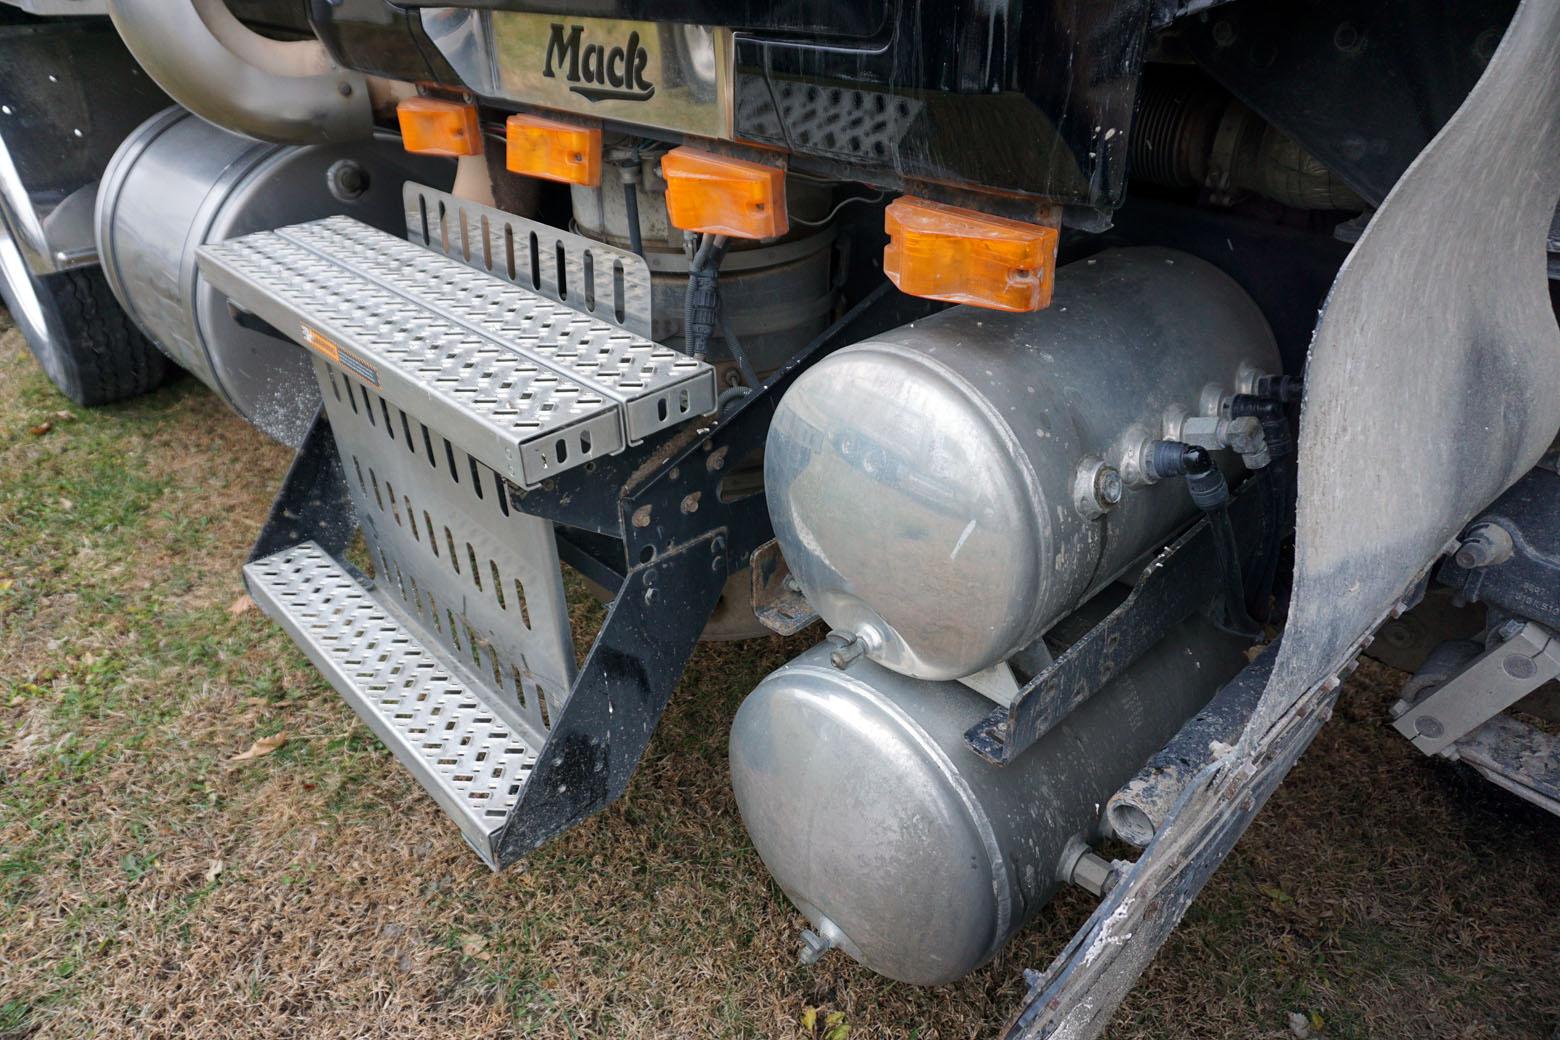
[{"x1": 764, "y1": 248, "x2": 1280, "y2": 681}]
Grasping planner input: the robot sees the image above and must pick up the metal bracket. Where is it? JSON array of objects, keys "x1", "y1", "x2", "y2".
[
  {"x1": 1390, "y1": 621, "x2": 1560, "y2": 756},
  {"x1": 966, "y1": 478, "x2": 1267, "y2": 766},
  {"x1": 247, "y1": 408, "x2": 356, "y2": 565}
]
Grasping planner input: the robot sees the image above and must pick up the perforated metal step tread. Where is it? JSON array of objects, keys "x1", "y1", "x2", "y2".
[
  {"x1": 197, "y1": 215, "x2": 717, "y2": 487},
  {"x1": 244, "y1": 541, "x2": 539, "y2": 867}
]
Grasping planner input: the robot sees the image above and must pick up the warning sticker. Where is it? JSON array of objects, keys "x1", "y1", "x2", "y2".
[{"x1": 301, "y1": 325, "x2": 380, "y2": 388}]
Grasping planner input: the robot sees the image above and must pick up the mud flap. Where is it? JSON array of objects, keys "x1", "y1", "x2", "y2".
[{"x1": 1003, "y1": 1, "x2": 1560, "y2": 1035}]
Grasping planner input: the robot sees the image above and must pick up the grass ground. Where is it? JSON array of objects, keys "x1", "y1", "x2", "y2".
[{"x1": 0, "y1": 318, "x2": 1556, "y2": 1040}]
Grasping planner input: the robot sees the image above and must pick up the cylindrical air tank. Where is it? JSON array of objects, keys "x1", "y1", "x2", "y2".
[
  {"x1": 764, "y1": 247, "x2": 1280, "y2": 681},
  {"x1": 728, "y1": 613, "x2": 1248, "y2": 984}
]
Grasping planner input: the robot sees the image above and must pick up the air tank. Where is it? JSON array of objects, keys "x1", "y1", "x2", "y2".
[
  {"x1": 95, "y1": 107, "x2": 453, "y2": 446},
  {"x1": 728, "y1": 613, "x2": 1248, "y2": 985},
  {"x1": 764, "y1": 248, "x2": 1280, "y2": 681}
]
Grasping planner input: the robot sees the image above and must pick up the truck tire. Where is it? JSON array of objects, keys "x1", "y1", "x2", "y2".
[{"x1": 21, "y1": 267, "x2": 170, "y2": 406}]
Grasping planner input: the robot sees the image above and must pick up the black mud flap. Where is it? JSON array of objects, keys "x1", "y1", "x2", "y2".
[{"x1": 1003, "y1": 1, "x2": 1560, "y2": 1035}]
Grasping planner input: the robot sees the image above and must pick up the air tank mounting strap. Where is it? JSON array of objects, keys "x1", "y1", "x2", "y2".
[{"x1": 964, "y1": 475, "x2": 1269, "y2": 766}]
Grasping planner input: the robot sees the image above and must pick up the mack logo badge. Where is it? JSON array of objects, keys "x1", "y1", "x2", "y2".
[{"x1": 543, "y1": 23, "x2": 655, "y2": 103}]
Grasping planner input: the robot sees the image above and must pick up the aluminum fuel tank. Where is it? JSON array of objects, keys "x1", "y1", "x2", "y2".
[
  {"x1": 96, "y1": 107, "x2": 452, "y2": 446},
  {"x1": 764, "y1": 248, "x2": 1280, "y2": 681},
  {"x1": 728, "y1": 613, "x2": 1248, "y2": 985}
]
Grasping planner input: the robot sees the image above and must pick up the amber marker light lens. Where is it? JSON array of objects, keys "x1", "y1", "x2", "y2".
[
  {"x1": 660, "y1": 146, "x2": 789, "y2": 240},
  {"x1": 883, "y1": 196, "x2": 1060, "y2": 312}
]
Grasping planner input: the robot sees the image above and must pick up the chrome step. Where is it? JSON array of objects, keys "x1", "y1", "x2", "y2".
[
  {"x1": 245, "y1": 541, "x2": 544, "y2": 867},
  {"x1": 196, "y1": 211, "x2": 716, "y2": 488}
]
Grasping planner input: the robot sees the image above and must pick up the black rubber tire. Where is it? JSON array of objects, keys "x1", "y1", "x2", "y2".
[{"x1": 22, "y1": 267, "x2": 169, "y2": 406}]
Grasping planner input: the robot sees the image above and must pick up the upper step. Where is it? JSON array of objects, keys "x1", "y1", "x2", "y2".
[{"x1": 197, "y1": 208, "x2": 717, "y2": 487}]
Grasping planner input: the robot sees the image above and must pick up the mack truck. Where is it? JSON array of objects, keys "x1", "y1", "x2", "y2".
[{"x1": 1, "y1": 0, "x2": 1555, "y2": 1035}]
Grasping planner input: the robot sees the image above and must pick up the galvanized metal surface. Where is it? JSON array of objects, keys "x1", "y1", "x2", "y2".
[
  {"x1": 278, "y1": 215, "x2": 715, "y2": 444},
  {"x1": 729, "y1": 615, "x2": 1247, "y2": 984},
  {"x1": 199, "y1": 224, "x2": 623, "y2": 485},
  {"x1": 1005, "y1": 1, "x2": 1560, "y2": 1034},
  {"x1": 406, "y1": 184, "x2": 654, "y2": 340},
  {"x1": 765, "y1": 248, "x2": 1279, "y2": 682},
  {"x1": 244, "y1": 541, "x2": 541, "y2": 868},
  {"x1": 198, "y1": 215, "x2": 717, "y2": 485},
  {"x1": 319, "y1": 358, "x2": 577, "y2": 731},
  {"x1": 97, "y1": 108, "x2": 451, "y2": 446}
]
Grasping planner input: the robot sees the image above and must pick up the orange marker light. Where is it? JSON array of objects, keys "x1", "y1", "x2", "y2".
[
  {"x1": 505, "y1": 113, "x2": 601, "y2": 186},
  {"x1": 660, "y1": 147, "x2": 788, "y2": 240},
  {"x1": 397, "y1": 97, "x2": 482, "y2": 157},
  {"x1": 883, "y1": 197, "x2": 1060, "y2": 312}
]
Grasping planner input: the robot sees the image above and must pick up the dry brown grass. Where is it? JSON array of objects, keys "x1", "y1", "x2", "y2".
[{"x1": 1, "y1": 322, "x2": 1556, "y2": 1040}]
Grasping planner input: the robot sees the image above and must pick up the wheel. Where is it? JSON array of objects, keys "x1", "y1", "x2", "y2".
[{"x1": 0, "y1": 221, "x2": 168, "y2": 406}]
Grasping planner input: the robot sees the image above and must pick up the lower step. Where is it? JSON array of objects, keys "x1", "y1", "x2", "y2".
[{"x1": 244, "y1": 541, "x2": 541, "y2": 867}]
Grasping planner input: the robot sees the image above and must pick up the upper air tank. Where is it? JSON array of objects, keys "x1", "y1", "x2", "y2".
[{"x1": 764, "y1": 248, "x2": 1280, "y2": 681}]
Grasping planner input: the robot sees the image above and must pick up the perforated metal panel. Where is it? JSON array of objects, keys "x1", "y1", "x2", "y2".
[
  {"x1": 404, "y1": 183, "x2": 655, "y2": 338},
  {"x1": 244, "y1": 541, "x2": 541, "y2": 867},
  {"x1": 280, "y1": 217, "x2": 713, "y2": 443},
  {"x1": 196, "y1": 213, "x2": 716, "y2": 487},
  {"x1": 199, "y1": 229, "x2": 623, "y2": 486},
  {"x1": 318, "y1": 358, "x2": 576, "y2": 739}
]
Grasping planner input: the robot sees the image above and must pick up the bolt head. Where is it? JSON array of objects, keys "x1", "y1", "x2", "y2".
[
  {"x1": 1414, "y1": 715, "x2": 1444, "y2": 739},
  {"x1": 631, "y1": 505, "x2": 653, "y2": 528},
  {"x1": 1095, "y1": 466, "x2": 1123, "y2": 506}
]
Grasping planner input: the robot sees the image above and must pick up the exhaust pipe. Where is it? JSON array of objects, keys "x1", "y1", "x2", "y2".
[{"x1": 106, "y1": 0, "x2": 371, "y2": 144}]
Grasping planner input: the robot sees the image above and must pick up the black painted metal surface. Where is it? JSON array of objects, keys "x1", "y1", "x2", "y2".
[
  {"x1": 1437, "y1": 465, "x2": 1560, "y2": 632},
  {"x1": 307, "y1": 0, "x2": 1153, "y2": 210}
]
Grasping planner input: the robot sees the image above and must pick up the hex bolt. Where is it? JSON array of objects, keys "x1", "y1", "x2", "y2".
[
  {"x1": 643, "y1": 587, "x2": 659, "y2": 606},
  {"x1": 1452, "y1": 524, "x2": 1513, "y2": 570},
  {"x1": 1094, "y1": 466, "x2": 1124, "y2": 508},
  {"x1": 631, "y1": 505, "x2": 653, "y2": 528},
  {"x1": 783, "y1": 575, "x2": 802, "y2": 593},
  {"x1": 798, "y1": 929, "x2": 833, "y2": 966},
  {"x1": 706, "y1": 446, "x2": 729, "y2": 472},
  {"x1": 829, "y1": 634, "x2": 867, "y2": 670},
  {"x1": 680, "y1": 492, "x2": 701, "y2": 514}
]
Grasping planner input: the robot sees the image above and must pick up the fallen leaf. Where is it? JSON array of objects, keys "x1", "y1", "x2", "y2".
[
  {"x1": 204, "y1": 859, "x2": 224, "y2": 883},
  {"x1": 58, "y1": 498, "x2": 73, "y2": 511},
  {"x1": 1288, "y1": 1011, "x2": 1313, "y2": 1038},
  {"x1": 28, "y1": 422, "x2": 52, "y2": 436},
  {"x1": 228, "y1": 731, "x2": 287, "y2": 762},
  {"x1": 459, "y1": 933, "x2": 492, "y2": 961},
  {"x1": 228, "y1": 594, "x2": 256, "y2": 616},
  {"x1": 0, "y1": 579, "x2": 13, "y2": 593},
  {"x1": 801, "y1": 1008, "x2": 817, "y2": 1033},
  {"x1": 52, "y1": 410, "x2": 76, "y2": 422}
]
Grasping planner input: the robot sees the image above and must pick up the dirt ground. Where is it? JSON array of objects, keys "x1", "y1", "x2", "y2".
[{"x1": 1, "y1": 320, "x2": 1556, "y2": 1040}]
